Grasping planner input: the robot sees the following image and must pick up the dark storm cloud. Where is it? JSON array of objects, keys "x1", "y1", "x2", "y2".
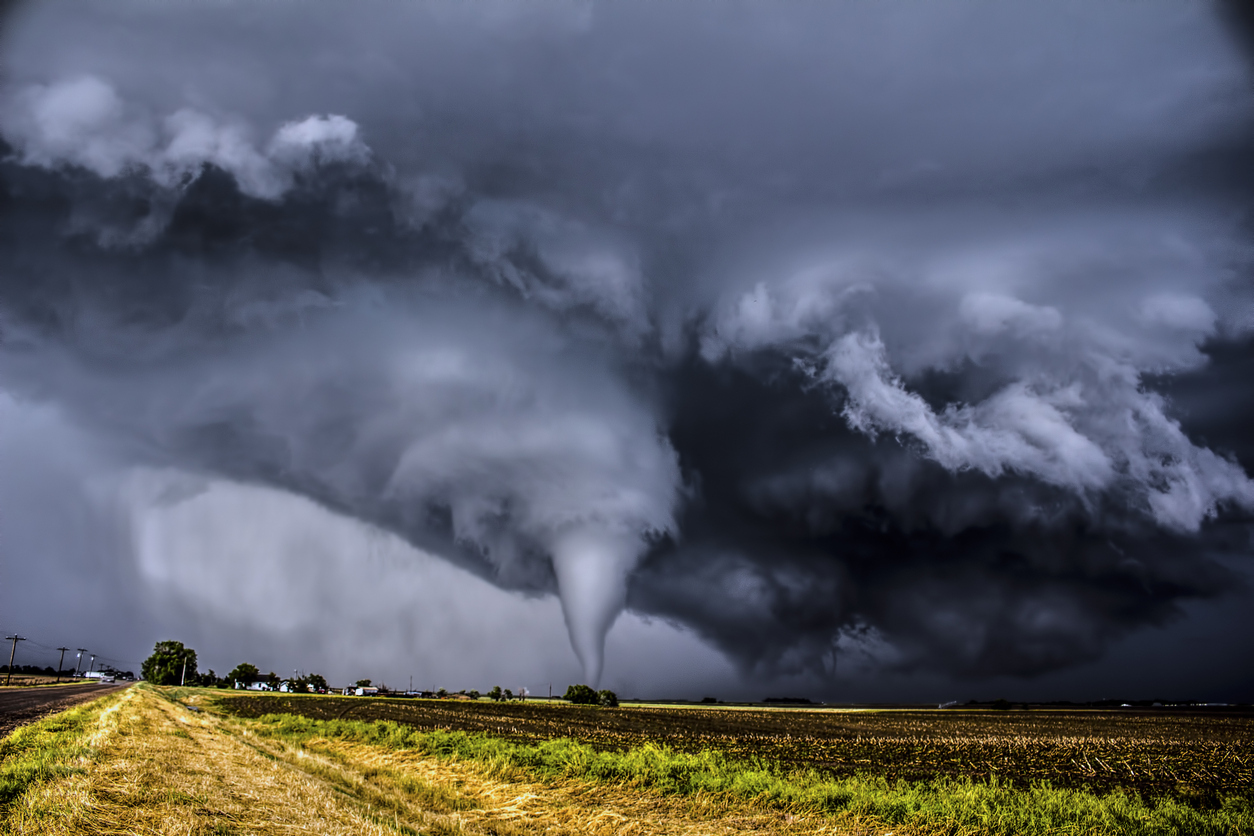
[{"x1": 2, "y1": 0, "x2": 1253, "y2": 687}]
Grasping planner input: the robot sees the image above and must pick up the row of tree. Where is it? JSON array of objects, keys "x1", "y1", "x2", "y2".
[
  {"x1": 143, "y1": 642, "x2": 621, "y2": 707},
  {"x1": 0, "y1": 663, "x2": 137, "y2": 678},
  {"x1": 141, "y1": 642, "x2": 328, "y2": 691},
  {"x1": 229, "y1": 662, "x2": 329, "y2": 692}
]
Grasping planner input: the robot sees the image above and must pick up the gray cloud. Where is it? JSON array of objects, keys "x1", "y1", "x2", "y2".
[{"x1": 1, "y1": 0, "x2": 1253, "y2": 695}]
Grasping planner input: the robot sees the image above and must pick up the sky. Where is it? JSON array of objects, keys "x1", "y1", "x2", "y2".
[{"x1": 1, "y1": 0, "x2": 1254, "y2": 702}]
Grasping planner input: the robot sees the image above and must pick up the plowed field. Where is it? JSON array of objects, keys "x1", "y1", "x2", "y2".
[{"x1": 216, "y1": 695, "x2": 1254, "y2": 804}]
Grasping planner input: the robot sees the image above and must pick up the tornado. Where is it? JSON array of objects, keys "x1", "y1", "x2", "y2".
[{"x1": 550, "y1": 527, "x2": 643, "y2": 686}]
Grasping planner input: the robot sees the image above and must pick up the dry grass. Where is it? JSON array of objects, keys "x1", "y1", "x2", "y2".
[
  {"x1": 249, "y1": 733, "x2": 872, "y2": 836},
  {"x1": 7, "y1": 687, "x2": 407, "y2": 835},
  {"x1": 3, "y1": 686, "x2": 889, "y2": 835},
  {"x1": 0, "y1": 677, "x2": 85, "y2": 688}
]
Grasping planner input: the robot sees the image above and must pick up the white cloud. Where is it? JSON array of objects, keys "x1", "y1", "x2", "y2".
[
  {"x1": 0, "y1": 76, "x2": 369, "y2": 200},
  {"x1": 705, "y1": 219, "x2": 1254, "y2": 532}
]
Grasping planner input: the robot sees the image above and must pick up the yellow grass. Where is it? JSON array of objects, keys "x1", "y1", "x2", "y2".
[
  {"x1": 3, "y1": 686, "x2": 892, "y2": 835},
  {"x1": 0, "y1": 677, "x2": 96, "y2": 688}
]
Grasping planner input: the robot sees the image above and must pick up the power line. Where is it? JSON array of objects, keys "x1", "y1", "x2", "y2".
[{"x1": 4, "y1": 635, "x2": 27, "y2": 687}]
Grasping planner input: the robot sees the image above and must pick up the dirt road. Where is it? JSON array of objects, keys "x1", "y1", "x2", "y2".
[{"x1": 0, "y1": 682, "x2": 129, "y2": 738}]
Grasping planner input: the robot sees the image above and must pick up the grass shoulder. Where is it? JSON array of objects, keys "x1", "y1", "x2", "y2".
[{"x1": 0, "y1": 687, "x2": 124, "y2": 815}]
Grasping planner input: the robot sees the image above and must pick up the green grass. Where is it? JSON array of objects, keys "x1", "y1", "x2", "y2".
[
  {"x1": 249, "y1": 712, "x2": 1254, "y2": 836},
  {"x1": 0, "y1": 692, "x2": 120, "y2": 812}
]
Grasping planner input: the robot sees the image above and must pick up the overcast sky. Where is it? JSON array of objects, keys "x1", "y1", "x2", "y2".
[{"x1": 2, "y1": 0, "x2": 1254, "y2": 702}]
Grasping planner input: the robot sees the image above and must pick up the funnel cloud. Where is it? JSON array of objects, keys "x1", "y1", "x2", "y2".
[{"x1": 1, "y1": 1, "x2": 1254, "y2": 695}]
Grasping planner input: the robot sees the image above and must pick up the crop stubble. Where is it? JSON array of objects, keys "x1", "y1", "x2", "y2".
[{"x1": 217, "y1": 696, "x2": 1253, "y2": 804}]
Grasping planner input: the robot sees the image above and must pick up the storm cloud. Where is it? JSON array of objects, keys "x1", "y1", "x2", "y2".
[{"x1": 2, "y1": 0, "x2": 1253, "y2": 693}]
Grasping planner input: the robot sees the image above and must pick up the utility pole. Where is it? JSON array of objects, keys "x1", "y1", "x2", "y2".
[
  {"x1": 4, "y1": 635, "x2": 26, "y2": 686},
  {"x1": 87, "y1": 654, "x2": 96, "y2": 676},
  {"x1": 180, "y1": 657, "x2": 187, "y2": 686},
  {"x1": 73, "y1": 649, "x2": 87, "y2": 678},
  {"x1": 56, "y1": 647, "x2": 69, "y2": 682}
]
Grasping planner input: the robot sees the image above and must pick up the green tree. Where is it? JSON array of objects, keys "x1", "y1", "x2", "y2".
[
  {"x1": 307, "y1": 673, "x2": 328, "y2": 692},
  {"x1": 228, "y1": 663, "x2": 259, "y2": 686},
  {"x1": 503, "y1": 688, "x2": 513, "y2": 700},
  {"x1": 467, "y1": 689, "x2": 480, "y2": 700},
  {"x1": 355, "y1": 678, "x2": 372, "y2": 688},
  {"x1": 141, "y1": 640, "x2": 197, "y2": 685},
  {"x1": 598, "y1": 689, "x2": 618, "y2": 707},
  {"x1": 563, "y1": 684, "x2": 598, "y2": 705},
  {"x1": 436, "y1": 687, "x2": 448, "y2": 698},
  {"x1": 488, "y1": 685, "x2": 503, "y2": 701}
]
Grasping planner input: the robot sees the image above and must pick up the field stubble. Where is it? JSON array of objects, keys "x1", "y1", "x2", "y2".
[{"x1": 219, "y1": 695, "x2": 1254, "y2": 805}]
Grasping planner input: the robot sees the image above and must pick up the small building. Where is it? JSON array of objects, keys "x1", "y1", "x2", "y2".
[{"x1": 354, "y1": 687, "x2": 379, "y2": 696}]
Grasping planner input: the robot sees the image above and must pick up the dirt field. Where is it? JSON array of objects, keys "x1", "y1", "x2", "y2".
[{"x1": 217, "y1": 694, "x2": 1254, "y2": 804}]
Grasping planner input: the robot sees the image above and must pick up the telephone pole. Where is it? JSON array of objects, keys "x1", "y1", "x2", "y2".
[
  {"x1": 87, "y1": 654, "x2": 96, "y2": 676},
  {"x1": 180, "y1": 658, "x2": 187, "y2": 686},
  {"x1": 56, "y1": 647, "x2": 69, "y2": 682},
  {"x1": 4, "y1": 635, "x2": 26, "y2": 686},
  {"x1": 73, "y1": 649, "x2": 87, "y2": 678}
]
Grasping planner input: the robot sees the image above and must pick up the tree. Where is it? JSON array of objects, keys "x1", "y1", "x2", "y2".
[
  {"x1": 563, "y1": 684, "x2": 598, "y2": 705},
  {"x1": 228, "y1": 663, "x2": 259, "y2": 686},
  {"x1": 355, "y1": 678, "x2": 372, "y2": 688},
  {"x1": 488, "y1": 686, "x2": 503, "y2": 701},
  {"x1": 307, "y1": 673, "x2": 328, "y2": 692},
  {"x1": 598, "y1": 689, "x2": 618, "y2": 708},
  {"x1": 467, "y1": 689, "x2": 480, "y2": 700},
  {"x1": 436, "y1": 687, "x2": 447, "y2": 698},
  {"x1": 141, "y1": 641, "x2": 197, "y2": 686},
  {"x1": 502, "y1": 688, "x2": 513, "y2": 700}
]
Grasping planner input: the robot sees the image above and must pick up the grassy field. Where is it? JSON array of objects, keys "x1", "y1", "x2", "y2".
[{"x1": 4, "y1": 686, "x2": 1252, "y2": 835}]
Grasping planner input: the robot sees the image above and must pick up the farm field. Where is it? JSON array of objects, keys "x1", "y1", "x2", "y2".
[
  {"x1": 0, "y1": 686, "x2": 863, "y2": 836},
  {"x1": 219, "y1": 694, "x2": 1254, "y2": 805},
  {"x1": 5, "y1": 686, "x2": 1253, "y2": 836}
]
